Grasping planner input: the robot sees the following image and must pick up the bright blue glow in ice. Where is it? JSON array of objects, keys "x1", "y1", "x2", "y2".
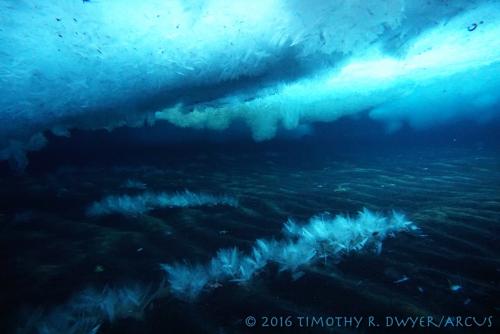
[
  {"x1": 159, "y1": 3, "x2": 500, "y2": 139},
  {"x1": 1, "y1": 0, "x2": 499, "y2": 166}
]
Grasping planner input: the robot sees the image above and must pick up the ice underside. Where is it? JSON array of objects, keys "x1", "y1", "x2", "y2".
[{"x1": 1, "y1": 0, "x2": 500, "y2": 168}]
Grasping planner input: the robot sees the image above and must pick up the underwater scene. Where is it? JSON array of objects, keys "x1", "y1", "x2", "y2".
[{"x1": 0, "y1": 1, "x2": 499, "y2": 333}]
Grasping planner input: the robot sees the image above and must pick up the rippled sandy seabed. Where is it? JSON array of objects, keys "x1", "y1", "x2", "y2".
[{"x1": 1, "y1": 143, "x2": 498, "y2": 333}]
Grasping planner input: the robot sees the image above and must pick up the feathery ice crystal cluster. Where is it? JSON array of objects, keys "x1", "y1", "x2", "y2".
[
  {"x1": 87, "y1": 190, "x2": 238, "y2": 217},
  {"x1": 22, "y1": 284, "x2": 155, "y2": 334},
  {"x1": 162, "y1": 208, "x2": 418, "y2": 299}
]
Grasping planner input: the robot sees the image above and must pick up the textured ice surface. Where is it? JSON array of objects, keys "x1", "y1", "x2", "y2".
[
  {"x1": 157, "y1": 3, "x2": 500, "y2": 139},
  {"x1": 162, "y1": 209, "x2": 417, "y2": 300},
  {"x1": 1, "y1": 1, "x2": 499, "y2": 168}
]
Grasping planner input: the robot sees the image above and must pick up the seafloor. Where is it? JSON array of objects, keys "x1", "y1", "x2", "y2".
[{"x1": 1, "y1": 139, "x2": 499, "y2": 333}]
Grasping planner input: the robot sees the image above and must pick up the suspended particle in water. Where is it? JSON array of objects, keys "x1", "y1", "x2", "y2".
[{"x1": 468, "y1": 23, "x2": 478, "y2": 31}]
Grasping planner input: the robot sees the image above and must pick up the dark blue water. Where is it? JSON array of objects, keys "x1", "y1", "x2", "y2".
[{"x1": 1, "y1": 117, "x2": 499, "y2": 333}]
